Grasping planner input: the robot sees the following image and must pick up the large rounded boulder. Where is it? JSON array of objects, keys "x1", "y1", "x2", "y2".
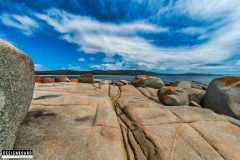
[
  {"x1": 158, "y1": 86, "x2": 189, "y2": 106},
  {"x1": 203, "y1": 76, "x2": 240, "y2": 119},
  {"x1": 131, "y1": 75, "x2": 164, "y2": 89},
  {"x1": 0, "y1": 39, "x2": 35, "y2": 150},
  {"x1": 54, "y1": 76, "x2": 70, "y2": 82},
  {"x1": 78, "y1": 74, "x2": 94, "y2": 83},
  {"x1": 35, "y1": 76, "x2": 43, "y2": 83},
  {"x1": 70, "y1": 78, "x2": 79, "y2": 83},
  {"x1": 174, "y1": 81, "x2": 206, "y2": 104},
  {"x1": 42, "y1": 77, "x2": 54, "y2": 83}
]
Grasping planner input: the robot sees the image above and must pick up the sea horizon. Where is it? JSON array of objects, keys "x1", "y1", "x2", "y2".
[{"x1": 36, "y1": 74, "x2": 223, "y2": 83}]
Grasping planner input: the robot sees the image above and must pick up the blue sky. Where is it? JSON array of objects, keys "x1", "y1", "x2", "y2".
[{"x1": 0, "y1": 0, "x2": 240, "y2": 74}]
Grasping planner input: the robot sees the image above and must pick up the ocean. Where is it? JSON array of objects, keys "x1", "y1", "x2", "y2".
[
  {"x1": 96, "y1": 75, "x2": 219, "y2": 83},
  {"x1": 42, "y1": 75, "x2": 221, "y2": 83}
]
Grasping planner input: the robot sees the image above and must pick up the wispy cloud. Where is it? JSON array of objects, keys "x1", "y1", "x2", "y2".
[
  {"x1": 65, "y1": 64, "x2": 85, "y2": 71},
  {"x1": 33, "y1": 6, "x2": 240, "y2": 72},
  {"x1": 78, "y1": 58, "x2": 86, "y2": 62},
  {"x1": 91, "y1": 62, "x2": 124, "y2": 70},
  {"x1": 35, "y1": 9, "x2": 167, "y2": 34},
  {"x1": 103, "y1": 56, "x2": 115, "y2": 62},
  {"x1": 178, "y1": 27, "x2": 206, "y2": 35},
  {"x1": 1, "y1": 0, "x2": 240, "y2": 73},
  {"x1": 0, "y1": 13, "x2": 39, "y2": 35},
  {"x1": 34, "y1": 64, "x2": 49, "y2": 71},
  {"x1": 175, "y1": 0, "x2": 240, "y2": 20}
]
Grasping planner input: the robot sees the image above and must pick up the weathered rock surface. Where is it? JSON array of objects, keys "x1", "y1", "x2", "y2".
[
  {"x1": 79, "y1": 74, "x2": 94, "y2": 83},
  {"x1": 116, "y1": 85, "x2": 240, "y2": 160},
  {"x1": 35, "y1": 76, "x2": 55, "y2": 83},
  {"x1": 190, "y1": 101, "x2": 202, "y2": 108},
  {"x1": 54, "y1": 76, "x2": 70, "y2": 82},
  {"x1": 70, "y1": 78, "x2": 79, "y2": 83},
  {"x1": 137, "y1": 87, "x2": 160, "y2": 103},
  {"x1": 112, "y1": 81, "x2": 125, "y2": 86},
  {"x1": 95, "y1": 79, "x2": 112, "y2": 85},
  {"x1": 203, "y1": 76, "x2": 240, "y2": 119},
  {"x1": 0, "y1": 39, "x2": 35, "y2": 150},
  {"x1": 131, "y1": 75, "x2": 164, "y2": 89},
  {"x1": 119, "y1": 80, "x2": 129, "y2": 85},
  {"x1": 14, "y1": 83, "x2": 127, "y2": 160},
  {"x1": 14, "y1": 82, "x2": 240, "y2": 159},
  {"x1": 170, "y1": 81, "x2": 208, "y2": 90},
  {"x1": 158, "y1": 86, "x2": 189, "y2": 106},
  {"x1": 35, "y1": 76, "x2": 43, "y2": 83},
  {"x1": 42, "y1": 77, "x2": 55, "y2": 83},
  {"x1": 172, "y1": 81, "x2": 206, "y2": 104},
  {"x1": 111, "y1": 80, "x2": 129, "y2": 86},
  {"x1": 101, "y1": 80, "x2": 111, "y2": 85}
]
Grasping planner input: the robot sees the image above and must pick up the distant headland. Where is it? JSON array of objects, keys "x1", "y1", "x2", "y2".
[{"x1": 35, "y1": 70, "x2": 220, "y2": 76}]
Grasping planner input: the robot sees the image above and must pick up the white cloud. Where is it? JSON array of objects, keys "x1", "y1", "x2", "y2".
[
  {"x1": 78, "y1": 58, "x2": 86, "y2": 62},
  {"x1": 178, "y1": 27, "x2": 206, "y2": 35},
  {"x1": 235, "y1": 61, "x2": 240, "y2": 66},
  {"x1": 31, "y1": 2, "x2": 240, "y2": 73},
  {"x1": 1, "y1": 1, "x2": 240, "y2": 73},
  {"x1": 175, "y1": 0, "x2": 240, "y2": 20},
  {"x1": 34, "y1": 64, "x2": 49, "y2": 71},
  {"x1": 66, "y1": 64, "x2": 83, "y2": 70},
  {"x1": 33, "y1": 6, "x2": 240, "y2": 70},
  {"x1": 33, "y1": 8, "x2": 239, "y2": 72},
  {"x1": 91, "y1": 62, "x2": 124, "y2": 70},
  {"x1": 35, "y1": 9, "x2": 167, "y2": 35},
  {"x1": 103, "y1": 56, "x2": 115, "y2": 62},
  {"x1": 0, "y1": 14, "x2": 39, "y2": 35}
]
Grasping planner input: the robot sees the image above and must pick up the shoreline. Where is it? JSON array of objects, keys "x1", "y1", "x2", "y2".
[
  {"x1": 35, "y1": 75, "x2": 221, "y2": 83},
  {"x1": 35, "y1": 74, "x2": 221, "y2": 77}
]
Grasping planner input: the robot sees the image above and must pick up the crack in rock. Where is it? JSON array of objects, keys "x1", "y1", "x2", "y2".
[{"x1": 109, "y1": 85, "x2": 163, "y2": 160}]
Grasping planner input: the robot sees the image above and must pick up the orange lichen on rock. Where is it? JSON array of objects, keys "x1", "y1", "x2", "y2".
[
  {"x1": 216, "y1": 76, "x2": 240, "y2": 87},
  {"x1": 165, "y1": 86, "x2": 176, "y2": 91},
  {"x1": 131, "y1": 75, "x2": 164, "y2": 89},
  {"x1": 158, "y1": 86, "x2": 189, "y2": 106},
  {"x1": 158, "y1": 87, "x2": 173, "y2": 98},
  {"x1": 55, "y1": 76, "x2": 70, "y2": 82},
  {"x1": 135, "y1": 75, "x2": 155, "y2": 81},
  {"x1": 70, "y1": 78, "x2": 79, "y2": 83},
  {"x1": 42, "y1": 77, "x2": 55, "y2": 83},
  {"x1": 35, "y1": 76, "x2": 43, "y2": 83},
  {"x1": 141, "y1": 75, "x2": 155, "y2": 80}
]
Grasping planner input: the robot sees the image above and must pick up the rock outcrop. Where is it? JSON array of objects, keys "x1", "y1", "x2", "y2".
[
  {"x1": 15, "y1": 83, "x2": 127, "y2": 159},
  {"x1": 131, "y1": 75, "x2": 164, "y2": 89},
  {"x1": 137, "y1": 87, "x2": 160, "y2": 103},
  {"x1": 14, "y1": 82, "x2": 240, "y2": 160},
  {"x1": 171, "y1": 81, "x2": 206, "y2": 104},
  {"x1": 203, "y1": 76, "x2": 240, "y2": 119},
  {"x1": 0, "y1": 39, "x2": 35, "y2": 150},
  {"x1": 119, "y1": 80, "x2": 129, "y2": 85},
  {"x1": 42, "y1": 77, "x2": 55, "y2": 83},
  {"x1": 78, "y1": 74, "x2": 94, "y2": 83},
  {"x1": 116, "y1": 85, "x2": 240, "y2": 160},
  {"x1": 111, "y1": 80, "x2": 129, "y2": 86},
  {"x1": 35, "y1": 76, "x2": 43, "y2": 83},
  {"x1": 158, "y1": 86, "x2": 189, "y2": 106},
  {"x1": 54, "y1": 76, "x2": 70, "y2": 82},
  {"x1": 70, "y1": 78, "x2": 79, "y2": 83},
  {"x1": 190, "y1": 101, "x2": 202, "y2": 108}
]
